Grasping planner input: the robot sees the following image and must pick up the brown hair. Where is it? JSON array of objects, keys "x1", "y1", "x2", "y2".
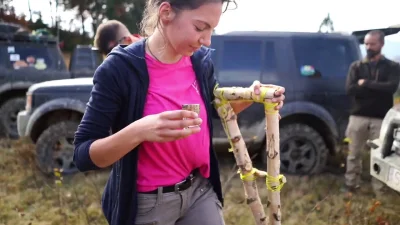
[
  {"x1": 94, "y1": 20, "x2": 126, "y2": 55},
  {"x1": 139, "y1": 0, "x2": 237, "y2": 37},
  {"x1": 366, "y1": 30, "x2": 385, "y2": 44}
]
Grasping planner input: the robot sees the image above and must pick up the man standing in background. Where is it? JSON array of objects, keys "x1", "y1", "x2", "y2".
[{"x1": 344, "y1": 30, "x2": 400, "y2": 195}]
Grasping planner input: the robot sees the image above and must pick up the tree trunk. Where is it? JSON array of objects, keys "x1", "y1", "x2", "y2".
[
  {"x1": 27, "y1": 0, "x2": 33, "y2": 22},
  {"x1": 213, "y1": 86, "x2": 285, "y2": 225}
]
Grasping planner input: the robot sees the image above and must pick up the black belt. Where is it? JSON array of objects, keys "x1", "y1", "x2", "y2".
[{"x1": 139, "y1": 169, "x2": 198, "y2": 194}]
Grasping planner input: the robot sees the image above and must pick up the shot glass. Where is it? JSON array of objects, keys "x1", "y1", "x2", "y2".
[{"x1": 182, "y1": 104, "x2": 200, "y2": 129}]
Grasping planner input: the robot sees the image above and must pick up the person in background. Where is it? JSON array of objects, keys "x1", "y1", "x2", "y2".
[
  {"x1": 344, "y1": 30, "x2": 400, "y2": 195},
  {"x1": 93, "y1": 20, "x2": 142, "y2": 56}
]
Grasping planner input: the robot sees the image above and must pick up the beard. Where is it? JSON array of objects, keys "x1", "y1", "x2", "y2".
[{"x1": 366, "y1": 49, "x2": 381, "y2": 59}]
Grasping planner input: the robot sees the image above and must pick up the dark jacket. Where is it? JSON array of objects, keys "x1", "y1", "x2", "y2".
[
  {"x1": 345, "y1": 56, "x2": 400, "y2": 118},
  {"x1": 73, "y1": 39, "x2": 223, "y2": 225}
]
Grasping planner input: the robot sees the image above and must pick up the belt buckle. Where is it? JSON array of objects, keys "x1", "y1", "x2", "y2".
[
  {"x1": 174, "y1": 179, "x2": 186, "y2": 193},
  {"x1": 174, "y1": 174, "x2": 195, "y2": 193},
  {"x1": 189, "y1": 173, "x2": 195, "y2": 183}
]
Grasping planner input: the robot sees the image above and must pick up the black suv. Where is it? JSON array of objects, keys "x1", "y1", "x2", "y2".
[
  {"x1": 0, "y1": 22, "x2": 101, "y2": 139},
  {"x1": 211, "y1": 31, "x2": 361, "y2": 175},
  {"x1": 16, "y1": 29, "x2": 399, "y2": 175}
]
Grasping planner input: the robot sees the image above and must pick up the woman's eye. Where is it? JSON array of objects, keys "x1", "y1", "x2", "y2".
[{"x1": 195, "y1": 26, "x2": 204, "y2": 32}]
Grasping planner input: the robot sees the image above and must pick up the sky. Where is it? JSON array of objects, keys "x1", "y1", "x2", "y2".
[{"x1": 10, "y1": 0, "x2": 400, "y2": 43}]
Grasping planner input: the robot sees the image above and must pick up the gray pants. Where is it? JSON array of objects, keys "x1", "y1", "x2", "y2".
[
  {"x1": 345, "y1": 115, "x2": 384, "y2": 191},
  {"x1": 135, "y1": 175, "x2": 225, "y2": 225}
]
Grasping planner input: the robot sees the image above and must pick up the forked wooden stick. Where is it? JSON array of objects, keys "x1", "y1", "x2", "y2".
[
  {"x1": 264, "y1": 95, "x2": 285, "y2": 225},
  {"x1": 213, "y1": 86, "x2": 286, "y2": 225}
]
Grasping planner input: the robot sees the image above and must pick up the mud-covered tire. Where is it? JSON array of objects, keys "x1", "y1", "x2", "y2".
[
  {"x1": 0, "y1": 97, "x2": 26, "y2": 139},
  {"x1": 36, "y1": 121, "x2": 79, "y2": 175},
  {"x1": 261, "y1": 123, "x2": 329, "y2": 175}
]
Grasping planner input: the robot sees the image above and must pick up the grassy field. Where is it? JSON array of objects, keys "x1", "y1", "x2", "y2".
[{"x1": 1, "y1": 138, "x2": 399, "y2": 225}]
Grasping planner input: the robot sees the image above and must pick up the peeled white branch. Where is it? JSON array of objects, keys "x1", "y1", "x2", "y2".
[
  {"x1": 213, "y1": 86, "x2": 286, "y2": 225},
  {"x1": 214, "y1": 98, "x2": 267, "y2": 225}
]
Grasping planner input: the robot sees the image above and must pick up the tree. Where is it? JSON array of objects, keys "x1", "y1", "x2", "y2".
[
  {"x1": 105, "y1": 0, "x2": 146, "y2": 34},
  {"x1": 0, "y1": 0, "x2": 14, "y2": 16},
  {"x1": 60, "y1": 0, "x2": 93, "y2": 37},
  {"x1": 61, "y1": 0, "x2": 146, "y2": 36},
  {"x1": 0, "y1": 1, "x2": 30, "y2": 29}
]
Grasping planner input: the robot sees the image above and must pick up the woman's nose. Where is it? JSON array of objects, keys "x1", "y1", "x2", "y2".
[{"x1": 200, "y1": 38, "x2": 211, "y2": 47}]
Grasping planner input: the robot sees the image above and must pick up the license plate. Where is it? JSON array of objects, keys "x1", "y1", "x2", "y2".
[{"x1": 387, "y1": 167, "x2": 400, "y2": 191}]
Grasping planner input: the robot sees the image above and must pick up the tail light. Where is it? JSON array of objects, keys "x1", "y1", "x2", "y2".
[{"x1": 25, "y1": 94, "x2": 32, "y2": 111}]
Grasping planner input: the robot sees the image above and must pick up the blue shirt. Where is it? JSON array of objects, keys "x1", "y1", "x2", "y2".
[{"x1": 73, "y1": 39, "x2": 223, "y2": 225}]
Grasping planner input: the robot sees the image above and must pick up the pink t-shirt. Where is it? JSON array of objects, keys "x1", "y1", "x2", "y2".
[{"x1": 136, "y1": 53, "x2": 210, "y2": 192}]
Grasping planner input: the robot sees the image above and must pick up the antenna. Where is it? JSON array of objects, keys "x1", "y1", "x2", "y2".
[{"x1": 55, "y1": 0, "x2": 60, "y2": 42}]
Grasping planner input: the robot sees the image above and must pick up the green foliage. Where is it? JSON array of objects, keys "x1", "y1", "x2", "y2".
[
  {"x1": 104, "y1": 0, "x2": 146, "y2": 34},
  {"x1": 2, "y1": 0, "x2": 146, "y2": 52},
  {"x1": 60, "y1": 0, "x2": 146, "y2": 34}
]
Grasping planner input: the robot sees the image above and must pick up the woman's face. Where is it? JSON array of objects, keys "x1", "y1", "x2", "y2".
[{"x1": 159, "y1": 2, "x2": 223, "y2": 56}]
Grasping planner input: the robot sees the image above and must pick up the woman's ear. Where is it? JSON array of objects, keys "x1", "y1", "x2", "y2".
[{"x1": 159, "y1": 2, "x2": 176, "y2": 24}]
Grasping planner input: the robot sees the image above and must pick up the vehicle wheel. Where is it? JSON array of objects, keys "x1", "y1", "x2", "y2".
[
  {"x1": 261, "y1": 123, "x2": 329, "y2": 175},
  {"x1": 0, "y1": 97, "x2": 26, "y2": 139},
  {"x1": 35, "y1": 121, "x2": 79, "y2": 175}
]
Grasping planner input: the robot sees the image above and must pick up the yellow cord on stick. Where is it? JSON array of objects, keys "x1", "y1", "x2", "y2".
[
  {"x1": 258, "y1": 86, "x2": 269, "y2": 103},
  {"x1": 264, "y1": 102, "x2": 279, "y2": 115},
  {"x1": 237, "y1": 168, "x2": 287, "y2": 192},
  {"x1": 238, "y1": 168, "x2": 259, "y2": 181},
  {"x1": 213, "y1": 95, "x2": 235, "y2": 153},
  {"x1": 266, "y1": 174, "x2": 286, "y2": 192}
]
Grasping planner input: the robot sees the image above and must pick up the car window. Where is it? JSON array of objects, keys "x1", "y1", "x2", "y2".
[
  {"x1": 0, "y1": 44, "x2": 7, "y2": 68},
  {"x1": 6, "y1": 45, "x2": 54, "y2": 71},
  {"x1": 218, "y1": 39, "x2": 262, "y2": 83},
  {"x1": 264, "y1": 41, "x2": 277, "y2": 73},
  {"x1": 292, "y1": 37, "x2": 357, "y2": 78},
  {"x1": 70, "y1": 48, "x2": 99, "y2": 70}
]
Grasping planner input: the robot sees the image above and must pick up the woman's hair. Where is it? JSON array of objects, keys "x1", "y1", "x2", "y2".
[
  {"x1": 139, "y1": 0, "x2": 237, "y2": 37},
  {"x1": 94, "y1": 20, "x2": 126, "y2": 55}
]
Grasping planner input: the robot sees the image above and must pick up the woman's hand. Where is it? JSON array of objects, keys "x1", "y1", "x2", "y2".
[
  {"x1": 230, "y1": 81, "x2": 286, "y2": 115},
  {"x1": 251, "y1": 80, "x2": 285, "y2": 110},
  {"x1": 136, "y1": 110, "x2": 202, "y2": 143}
]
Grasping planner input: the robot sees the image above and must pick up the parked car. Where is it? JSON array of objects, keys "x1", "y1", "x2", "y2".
[
  {"x1": 213, "y1": 31, "x2": 365, "y2": 175},
  {"x1": 0, "y1": 22, "x2": 101, "y2": 139},
  {"x1": 16, "y1": 28, "x2": 398, "y2": 176}
]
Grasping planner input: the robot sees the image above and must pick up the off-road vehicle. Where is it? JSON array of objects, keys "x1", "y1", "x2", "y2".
[
  {"x1": 0, "y1": 22, "x2": 101, "y2": 139},
  {"x1": 368, "y1": 105, "x2": 400, "y2": 193},
  {"x1": 17, "y1": 28, "x2": 400, "y2": 176}
]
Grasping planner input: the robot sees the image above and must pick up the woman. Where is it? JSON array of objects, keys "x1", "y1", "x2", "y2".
[{"x1": 73, "y1": 1, "x2": 285, "y2": 225}]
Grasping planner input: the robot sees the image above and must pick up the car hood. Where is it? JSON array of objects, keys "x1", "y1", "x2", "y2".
[{"x1": 28, "y1": 78, "x2": 93, "y2": 94}]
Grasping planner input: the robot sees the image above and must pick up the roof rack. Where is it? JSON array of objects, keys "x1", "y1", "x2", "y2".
[
  {"x1": 0, "y1": 22, "x2": 58, "y2": 44},
  {"x1": 0, "y1": 22, "x2": 22, "y2": 33},
  {"x1": 352, "y1": 26, "x2": 400, "y2": 44}
]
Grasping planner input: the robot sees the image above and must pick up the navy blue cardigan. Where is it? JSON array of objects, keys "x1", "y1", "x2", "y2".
[{"x1": 73, "y1": 39, "x2": 223, "y2": 225}]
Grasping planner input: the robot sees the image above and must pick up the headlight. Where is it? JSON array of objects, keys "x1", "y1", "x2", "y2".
[{"x1": 25, "y1": 93, "x2": 32, "y2": 111}]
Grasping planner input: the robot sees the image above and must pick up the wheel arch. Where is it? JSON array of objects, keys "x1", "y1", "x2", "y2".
[
  {"x1": 28, "y1": 98, "x2": 86, "y2": 142},
  {"x1": 254, "y1": 101, "x2": 339, "y2": 155},
  {"x1": 279, "y1": 113, "x2": 336, "y2": 155}
]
